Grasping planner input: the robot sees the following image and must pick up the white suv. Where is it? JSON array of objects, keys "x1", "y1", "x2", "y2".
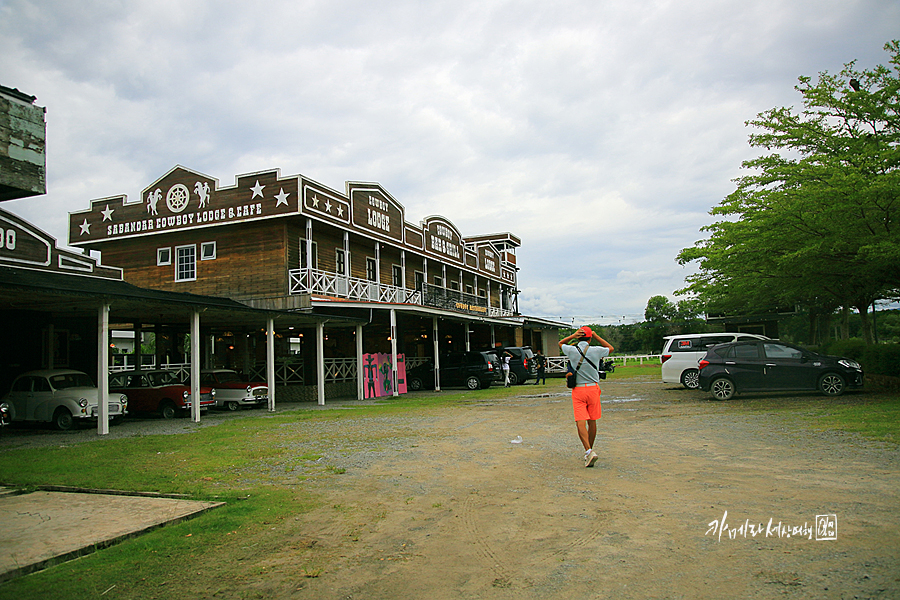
[{"x1": 661, "y1": 333, "x2": 769, "y2": 389}]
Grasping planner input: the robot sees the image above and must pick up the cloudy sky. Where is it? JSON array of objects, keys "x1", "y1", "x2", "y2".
[{"x1": 1, "y1": 0, "x2": 897, "y2": 325}]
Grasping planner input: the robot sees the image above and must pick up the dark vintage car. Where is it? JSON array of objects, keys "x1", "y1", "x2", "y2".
[
  {"x1": 698, "y1": 340, "x2": 864, "y2": 401},
  {"x1": 407, "y1": 351, "x2": 501, "y2": 391},
  {"x1": 109, "y1": 369, "x2": 215, "y2": 418},
  {"x1": 483, "y1": 346, "x2": 537, "y2": 385}
]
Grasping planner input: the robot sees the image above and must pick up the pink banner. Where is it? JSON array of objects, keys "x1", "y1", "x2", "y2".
[{"x1": 362, "y1": 353, "x2": 407, "y2": 398}]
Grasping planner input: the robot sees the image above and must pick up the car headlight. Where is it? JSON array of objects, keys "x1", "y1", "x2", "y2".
[
  {"x1": 246, "y1": 385, "x2": 252, "y2": 393},
  {"x1": 838, "y1": 359, "x2": 861, "y2": 370},
  {"x1": 119, "y1": 395, "x2": 128, "y2": 405},
  {"x1": 78, "y1": 398, "x2": 88, "y2": 408},
  {"x1": 183, "y1": 390, "x2": 190, "y2": 400},
  {"x1": 211, "y1": 388, "x2": 216, "y2": 397}
]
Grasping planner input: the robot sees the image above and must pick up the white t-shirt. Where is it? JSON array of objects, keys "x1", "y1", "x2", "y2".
[{"x1": 561, "y1": 342, "x2": 610, "y2": 385}]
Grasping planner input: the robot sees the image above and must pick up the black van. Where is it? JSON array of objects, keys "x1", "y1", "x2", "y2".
[
  {"x1": 406, "y1": 351, "x2": 501, "y2": 391},
  {"x1": 484, "y1": 346, "x2": 537, "y2": 385}
]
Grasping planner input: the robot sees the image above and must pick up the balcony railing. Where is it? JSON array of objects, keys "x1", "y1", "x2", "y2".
[{"x1": 288, "y1": 268, "x2": 514, "y2": 316}]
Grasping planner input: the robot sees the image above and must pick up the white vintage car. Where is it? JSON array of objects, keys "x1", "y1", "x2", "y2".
[
  {"x1": 2, "y1": 369, "x2": 128, "y2": 430},
  {"x1": 200, "y1": 369, "x2": 268, "y2": 411}
]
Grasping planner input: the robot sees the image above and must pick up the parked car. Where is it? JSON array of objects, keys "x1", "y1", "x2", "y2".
[
  {"x1": 484, "y1": 346, "x2": 537, "y2": 385},
  {"x1": 407, "y1": 351, "x2": 501, "y2": 390},
  {"x1": 2, "y1": 369, "x2": 128, "y2": 430},
  {"x1": 661, "y1": 333, "x2": 769, "y2": 389},
  {"x1": 201, "y1": 369, "x2": 267, "y2": 411},
  {"x1": 109, "y1": 369, "x2": 215, "y2": 418},
  {"x1": 697, "y1": 340, "x2": 864, "y2": 400}
]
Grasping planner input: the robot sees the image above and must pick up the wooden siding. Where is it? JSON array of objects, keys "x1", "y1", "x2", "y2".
[{"x1": 100, "y1": 221, "x2": 289, "y2": 299}]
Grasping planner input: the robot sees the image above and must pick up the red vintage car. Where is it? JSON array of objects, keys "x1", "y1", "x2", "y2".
[{"x1": 109, "y1": 369, "x2": 215, "y2": 419}]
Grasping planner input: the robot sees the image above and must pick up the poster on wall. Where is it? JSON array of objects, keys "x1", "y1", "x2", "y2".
[{"x1": 362, "y1": 353, "x2": 407, "y2": 398}]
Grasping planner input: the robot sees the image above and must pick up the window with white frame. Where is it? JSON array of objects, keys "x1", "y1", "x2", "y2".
[
  {"x1": 392, "y1": 265, "x2": 402, "y2": 287},
  {"x1": 415, "y1": 271, "x2": 424, "y2": 291},
  {"x1": 366, "y1": 257, "x2": 377, "y2": 281},
  {"x1": 466, "y1": 284, "x2": 474, "y2": 295},
  {"x1": 200, "y1": 241, "x2": 216, "y2": 260},
  {"x1": 450, "y1": 280, "x2": 459, "y2": 291},
  {"x1": 433, "y1": 276, "x2": 443, "y2": 287},
  {"x1": 300, "y1": 239, "x2": 318, "y2": 269},
  {"x1": 335, "y1": 249, "x2": 346, "y2": 275},
  {"x1": 157, "y1": 247, "x2": 171, "y2": 266},
  {"x1": 175, "y1": 245, "x2": 196, "y2": 281}
]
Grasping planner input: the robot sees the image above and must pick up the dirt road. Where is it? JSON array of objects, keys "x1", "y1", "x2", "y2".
[{"x1": 234, "y1": 377, "x2": 899, "y2": 599}]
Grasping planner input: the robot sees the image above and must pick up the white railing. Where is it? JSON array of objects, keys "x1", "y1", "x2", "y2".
[
  {"x1": 248, "y1": 360, "x2": 306, "y2": 384},
  {"x1": 546, "y1": 354, "x2": 662, "y2": 373},
  {"x1": 289, "y1": 268, "x2": 422, "y2": 304},
  {"x1": 287, "y1": 267, "x2": 514, "y2": 316},
  {"x1": 406, "y1": 356, "x2": 430, "y2": 370},
  {"x1": 325, "y1": 358, "x2": 357, "y2": 382}
]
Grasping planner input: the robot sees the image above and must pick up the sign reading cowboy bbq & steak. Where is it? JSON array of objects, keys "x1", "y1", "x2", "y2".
[
  {"x1": 348, "y1": 183, "x2": 404, "y2": 243},
  {"x1": 68, "y1": 166, "x2": 298, "y2": 245},
  {"x1": 423, "y1": 216, "x2": 463, "y2": 265}
]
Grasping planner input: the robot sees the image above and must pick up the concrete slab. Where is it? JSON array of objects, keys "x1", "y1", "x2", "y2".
[{"x1": 0, "y1": 489, "x2": 224, "y2": 581}]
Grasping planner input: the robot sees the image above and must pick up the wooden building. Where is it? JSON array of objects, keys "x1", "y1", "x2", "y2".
[{"x1": 68, "y1": 166, "x2": 562, "y2": 397}]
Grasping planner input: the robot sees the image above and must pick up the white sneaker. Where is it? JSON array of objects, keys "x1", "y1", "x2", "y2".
[{"x1": 585, "y1": 450, "x2": 599, "y2": 468}]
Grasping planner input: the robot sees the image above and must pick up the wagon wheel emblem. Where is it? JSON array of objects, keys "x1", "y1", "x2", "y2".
[{"x1": 166, "y1": 184, "x2": 190, "y2": 213}]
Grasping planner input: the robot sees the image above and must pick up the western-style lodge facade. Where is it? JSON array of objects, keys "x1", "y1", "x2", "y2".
[{"x1": 67, "y1": 165, "x2": 563, "y2": 403}]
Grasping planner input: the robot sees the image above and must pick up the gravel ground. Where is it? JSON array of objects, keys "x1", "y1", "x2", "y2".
[{"x1": 1, "y1": 378, "x2": 898, "y2": 600}]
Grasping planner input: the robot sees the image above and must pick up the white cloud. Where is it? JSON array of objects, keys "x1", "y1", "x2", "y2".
[{"x1": 2, "y1": 0, "x2": 898, "y2": 320}]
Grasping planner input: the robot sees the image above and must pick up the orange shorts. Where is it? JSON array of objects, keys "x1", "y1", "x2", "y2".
[{"x1": 572, "y1": 384, "x2": 602, "y2": 421}]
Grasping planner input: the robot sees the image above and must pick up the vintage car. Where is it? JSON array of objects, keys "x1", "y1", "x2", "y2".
[
  {"x1": 2, "y1": 369, "x2": 128, "y2": 430},
  {"x1": 200, "y1": 369, "x2": 268, "y2": 411},
  {"x1": 109, "y1": 369, "x2": 215, "y2": 418}
]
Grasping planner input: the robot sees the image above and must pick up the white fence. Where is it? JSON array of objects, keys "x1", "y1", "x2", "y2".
[{"x1": 546, "y1": 354, "x2": 661, "y2": 373}]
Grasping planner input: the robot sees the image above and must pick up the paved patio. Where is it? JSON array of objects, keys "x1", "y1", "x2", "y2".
[{"x1": 0, "y1": 487, "x2": 223, "y2": 581}]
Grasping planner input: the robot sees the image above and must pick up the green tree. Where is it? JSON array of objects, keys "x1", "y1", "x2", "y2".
[
  {"x1": 644, "y1": 295, "x2": 675, "y2": 322},
  {"x1": 678, "y1": 41, "x2": 900, "y2": 344}
]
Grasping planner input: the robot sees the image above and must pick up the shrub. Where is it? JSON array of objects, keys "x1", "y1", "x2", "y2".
[{"x1": 816, "y1": 339, "x2": 900, "y2": 377}]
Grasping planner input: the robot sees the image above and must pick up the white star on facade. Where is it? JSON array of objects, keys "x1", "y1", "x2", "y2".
[
  {"x1": 310, "y1": 195, "x2": 319, "y2": 208},
  {"x1": 324, "y1": 199, "x2": 332, "y2": 213},
  {"x1": 251, "y1": 180, "x2": 265, "y2": 199},
  {"x1": 274, "y1": 188, "x2": 290, "y2": 207},
  {"x1": 101, "y1": 205, "x2": 114, "y2": 221},
  {"x1": 79, "y1": 219, "x2": 91, "y2": 235},
  {"x1": 336, "y1": 204, "x2": 344, "y2": 217}
]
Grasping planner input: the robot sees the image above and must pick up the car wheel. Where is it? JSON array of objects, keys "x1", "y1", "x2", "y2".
[
  {"x1": 710, "y1": 377, "x2": 735, "y2": 401},
  {"x1": 226, "y1": 401, "x2": 240, "y2": 411},
  {"x1": 408, "y1": 378, "x2": 423, "y2": 391},
  {"x1": 53, "y1": 407, "x2": 74, "y2": 431},
  {"x1": 508, "y1": 372, "x2": 519, "y2": 385},
  {"x1": 819, "y1": 372, "x2": 845, "y2": 396},
  {"x1": 465, "y1": 376, "x2": 481, "y2": 390},
  {"x1": 159, "y1": 400, "x2": 178, "y2": 419},
  {"x1": 681, "y1": 369, "x2": 700, "y2": 390}
]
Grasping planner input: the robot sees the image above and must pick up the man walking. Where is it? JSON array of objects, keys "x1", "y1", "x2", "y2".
[
  {"x1": 534, "y1": 349, "x2": 546, "y2": 384},
  {"x1": 559, "y1": 326, "x2": 614, "y2": 467}
]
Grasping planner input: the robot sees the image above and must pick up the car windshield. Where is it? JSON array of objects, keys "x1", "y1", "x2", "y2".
[
  {"x1": 148, "y1": 371, "x2": 181, "y2": 386},
  {"x1": 214, "y1": 371, "x2": 243, "y2": 383},
  {"x1": 49, "y1": 372, "x2": 94, "y2": 389}
]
